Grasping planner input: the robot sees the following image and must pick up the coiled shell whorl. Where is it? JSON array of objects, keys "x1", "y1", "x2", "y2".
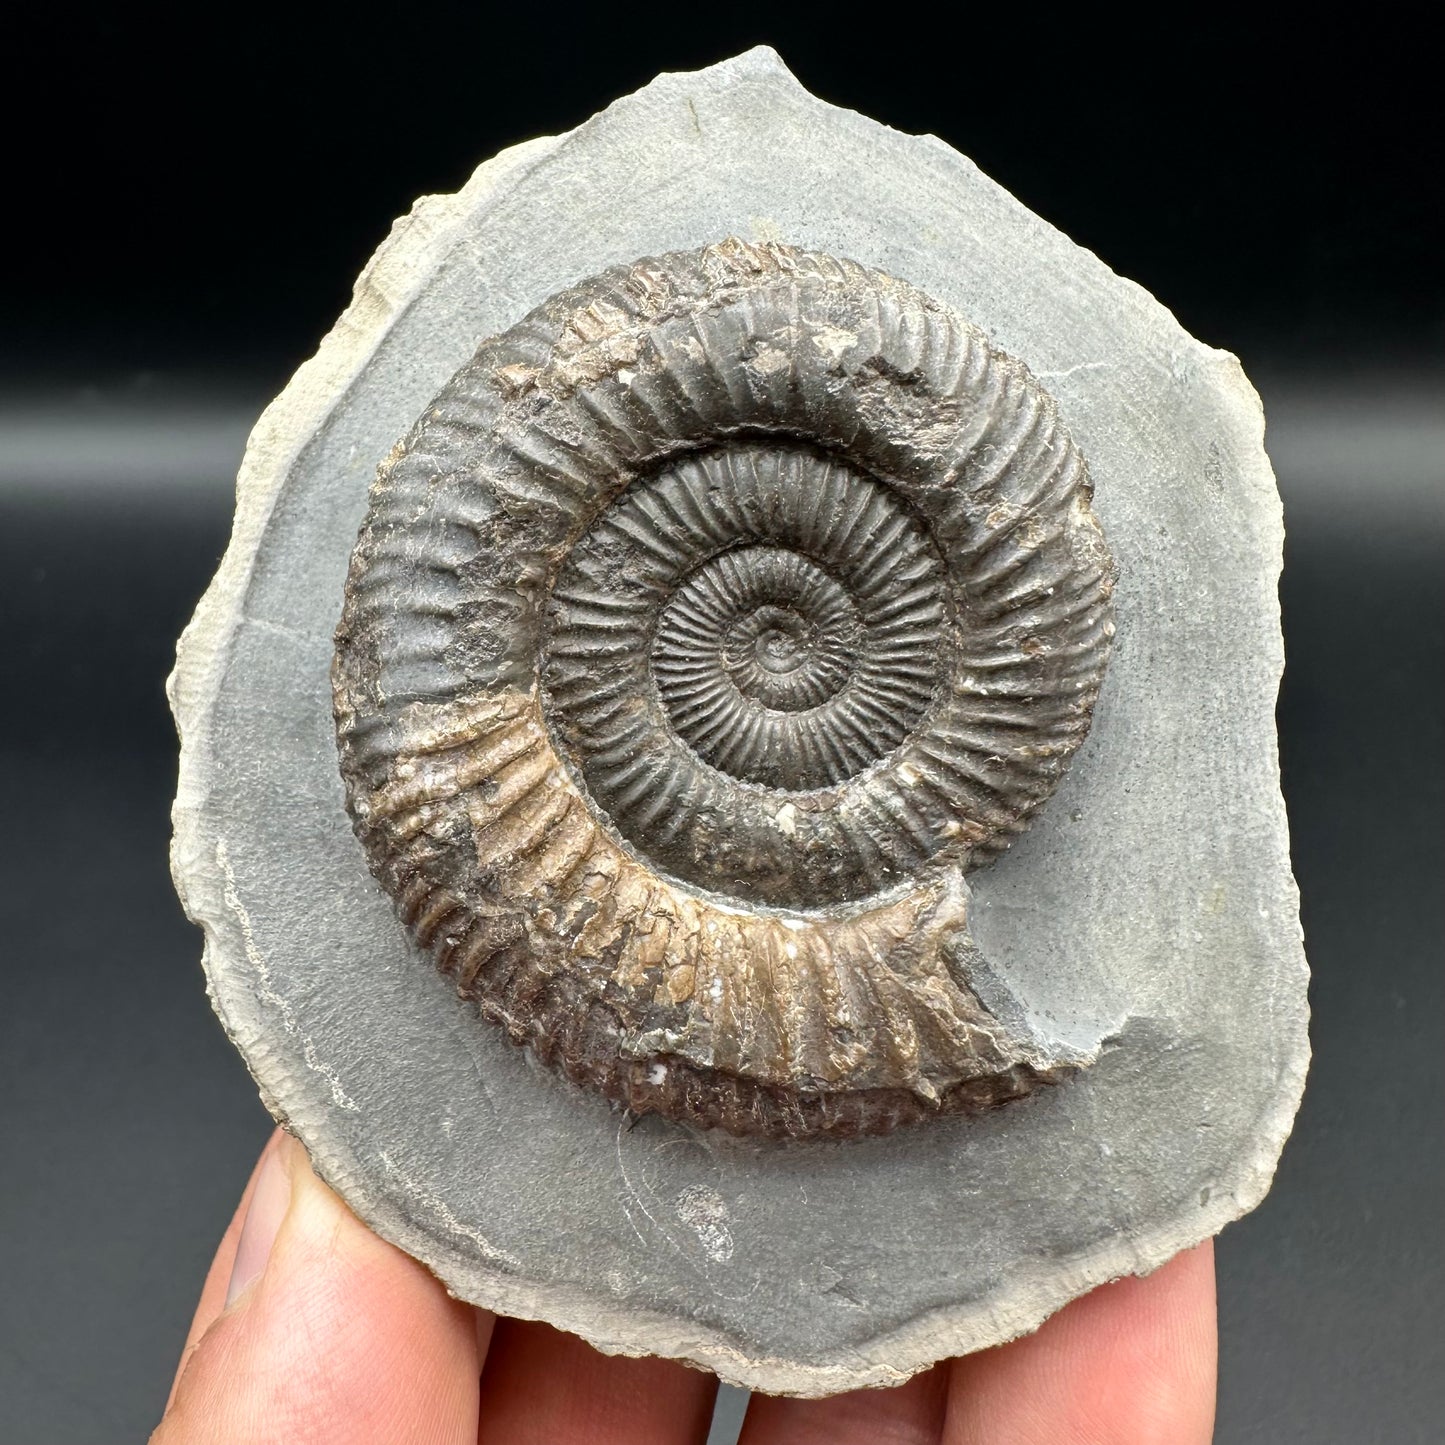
[{"x1": 333, "y1": 239, "x2": 1117, "y2": 1139}]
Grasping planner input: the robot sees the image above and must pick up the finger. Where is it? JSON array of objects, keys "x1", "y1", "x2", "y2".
[
  {"x1": 153, "y1": 1131, "x2": 482, "y2": 1445},
  {"x1": 739, "y1": 1363, "x2": 947, "y2": 1445},
  {"x1": 165, "y1": 1129, "x2": 279, "y2": 1410},
  {"x1": 943, "y1": 1239, "x2": 1217, "y2": 1445},
  {"x1": 474, "y1": 1317, "x2": 717, "y2": 1445}
]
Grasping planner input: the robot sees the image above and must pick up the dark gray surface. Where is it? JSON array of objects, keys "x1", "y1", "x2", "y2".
[{"x1": 0, "y1": 374, "x2": 1439, "y2": 1438}]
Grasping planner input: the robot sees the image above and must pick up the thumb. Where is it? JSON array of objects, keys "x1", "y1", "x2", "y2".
[{"x1": 154, "y1": 1131, "x2": 481, "y2": 1445}]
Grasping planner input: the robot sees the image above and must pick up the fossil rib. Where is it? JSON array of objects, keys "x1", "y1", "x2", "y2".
[{"x1": 332, "y1": 238, "x2": 1117, "y2": 1138}]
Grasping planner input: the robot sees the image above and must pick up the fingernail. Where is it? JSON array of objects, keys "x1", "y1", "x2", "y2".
[{"x1": 225, "y1": 1135, "x2": 294, "y2": 1307}]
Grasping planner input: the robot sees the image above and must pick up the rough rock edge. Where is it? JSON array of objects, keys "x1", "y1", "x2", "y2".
[{"x1": 168, "y1": 46, "x2": 1309, "y2": 1396}]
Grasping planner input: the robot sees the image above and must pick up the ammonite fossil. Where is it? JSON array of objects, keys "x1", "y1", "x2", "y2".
[{"x1": 333, "y1": 238, "x2": 1117, "y2": 1138}]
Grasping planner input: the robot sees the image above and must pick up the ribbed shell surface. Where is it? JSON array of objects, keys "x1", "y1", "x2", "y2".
[{"x1": 333, "y1": 239, "x2": 1116, "y2": 1137}]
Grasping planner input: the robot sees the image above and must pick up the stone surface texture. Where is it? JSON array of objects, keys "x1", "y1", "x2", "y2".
[{"x1": 170, "y1": 48, "x2": 1309, "y2": 1395}]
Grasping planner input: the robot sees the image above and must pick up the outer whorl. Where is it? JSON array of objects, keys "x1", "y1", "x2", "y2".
[{"x1": 333, "y1": 238, "x2": 1117, "y2": 1138}]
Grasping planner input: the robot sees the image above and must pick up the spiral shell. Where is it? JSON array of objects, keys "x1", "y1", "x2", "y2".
[{"x1": 333, "y1": 239, "x2": 1117, "y2": 1138}]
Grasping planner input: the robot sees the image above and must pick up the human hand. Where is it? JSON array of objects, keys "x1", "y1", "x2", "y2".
[{"x1": 153, "y1": 1129, "x2": 1216, "y2": 1443}]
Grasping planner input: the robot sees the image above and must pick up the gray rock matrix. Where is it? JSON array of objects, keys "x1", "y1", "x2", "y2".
[{"x1": 170, "y1": 48, "x2": 1309, "y2": 1395}]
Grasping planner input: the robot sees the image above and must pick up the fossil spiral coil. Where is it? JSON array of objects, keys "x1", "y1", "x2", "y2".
[{"x1": 333, "y1": 239, "x2": 1117, "y2": 1138}]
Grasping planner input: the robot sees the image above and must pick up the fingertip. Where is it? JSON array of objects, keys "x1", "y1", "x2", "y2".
[
  {"x1": 165, "y1": 1127, "x2": 281, "y2": 1412},
  {"x1": 944, "y1": 1241, "x2": 1217, "y2": 1445},
  {"x1": 223, "y1": 1132, "x2": 292, "y2": 1308},
  {"x1": 474, "y1": 1318, "x2": 717, "y2": 1444},
  {"x1": 739, "y1": 1364, "x2": 947, "y2": 1445},
  {"x1": 157, "y1": 1133, "x2": 480, "y2": 1444}
]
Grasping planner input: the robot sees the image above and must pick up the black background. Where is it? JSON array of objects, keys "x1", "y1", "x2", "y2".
[{"x1": 1, "y1": 10, "x2": 1441, "y2": 1443}]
